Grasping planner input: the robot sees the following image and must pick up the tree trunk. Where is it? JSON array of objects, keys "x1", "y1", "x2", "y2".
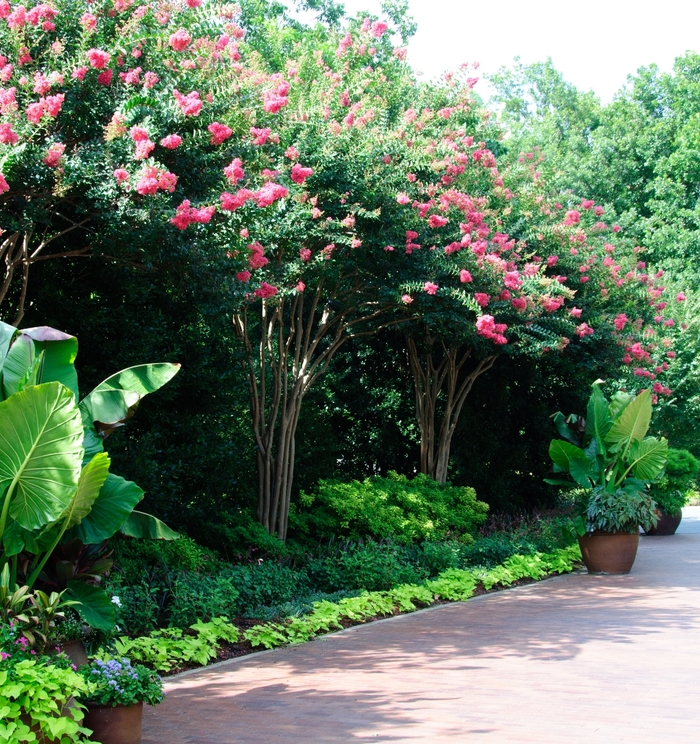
[
  {"x1": 0, "y1": 228, "x2": 91, "y2": 325},
  {"x1": 234, "y1": 286, "x2": 393, "y2": 539},
  {"x1": 407, "y1": 336, "x2": 496, "y2": 483}
]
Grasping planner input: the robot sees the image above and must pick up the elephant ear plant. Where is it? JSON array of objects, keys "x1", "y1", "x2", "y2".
[
  {"x1": 0, "y1": 322, "x2": 180, "y2": 631},
  {"x1": 547, "y1": 382, "x2": 668, "y2": 534}
]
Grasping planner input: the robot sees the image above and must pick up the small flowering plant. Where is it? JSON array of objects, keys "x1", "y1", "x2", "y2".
[{"x1": 79, "y1": 657, "x2": 164, "y2": 708}]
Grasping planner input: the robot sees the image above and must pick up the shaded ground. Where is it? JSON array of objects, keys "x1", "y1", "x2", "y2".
[{"x1": 142, "y1": 508, "x2": 700, "y2": 743}]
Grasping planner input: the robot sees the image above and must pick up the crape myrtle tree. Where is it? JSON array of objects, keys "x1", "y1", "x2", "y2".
[
  {"x1": 0, "y1": 0, "x2": 681, "y2": 539},
  {"x1": 361, "y1": 70, "x2": 680, "y2": 483}
]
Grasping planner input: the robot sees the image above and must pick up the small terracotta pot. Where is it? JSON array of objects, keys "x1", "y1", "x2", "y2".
[
  {"x1": 83, "y1": 701, "x2": 143, "y2": 744},
  {"x1": 644, "y1": 509, "x2": 682, "y2": 536},
  {"x1": 60, "y1": 639, "x2": 89, "y2": 668},
  {"x1": 578, "y1": 531, "x2": 639, "y2": 574}
]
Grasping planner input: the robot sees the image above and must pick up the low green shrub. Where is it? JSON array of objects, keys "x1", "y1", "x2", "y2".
[
  {"x1": 291, "y1": 472, "x2": 489, "y2": 544},
  {"x1": 307, "y1": 540, "x2": 428, "y2": 592},
  {"x1": 224, "y1": 562, "x2": 310, "y2": 613},
  {"x1": 110, "y1": 535, "x2": 220, "y2": 584},
  {"x1": 650, "y1": 448, "x2": 700, "y2": 514},
  {"x1": 106, "y1": 578, "x2": 161, "y2": 636},
  {"x1": 167, "y1": 572, "x2": 240, "y2": 627}
]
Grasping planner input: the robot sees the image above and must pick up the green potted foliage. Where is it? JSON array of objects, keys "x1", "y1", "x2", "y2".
[
  {"x1": 547, "y1": 383, "x2": 668, "y2": 573},
  {"x1": 0, "y1": 323, "x2": 180, "y2": 641},
  {"x1": 645, "y1": 448, "x2": 700, "y2": 535},
  {"x1": 0, "y1": 620, "x2": 92, "y2": 744},
  {"x1": 78, "y1": 658, "x2": 164, "y2": 744}
]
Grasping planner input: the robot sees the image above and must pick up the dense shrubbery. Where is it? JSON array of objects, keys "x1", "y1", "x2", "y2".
[
  {"x1": 104, "y1": 507, "x2": 576, "y2": 635},
  {"x1": 291, "y1": 472, "x2": 489, "y2": 544}
]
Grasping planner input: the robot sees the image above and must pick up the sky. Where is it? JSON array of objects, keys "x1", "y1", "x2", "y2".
[{"x1": 286, "y1": 0, "x2": 700, "y2": 103}]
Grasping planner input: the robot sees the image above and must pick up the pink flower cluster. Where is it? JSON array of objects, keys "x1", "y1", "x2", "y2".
[
  {"x1": 262, "y1": 77, "x2": 289, "y2": 113},
  {"x1": 169, "y1": 29, "x2": 191, "y2": 52},
  {"x1": 160, "y1": 134, "x2": 182, "y2": 149},
  {"x1": 254, "y1": 282, "x2": 278, "y2": 299},
  {"x1": 224, "y1": 158, "x2": 245, "y2": 185},
  {"x1": 290, "y1": 163, "x2": 313, "y2": 184},
  {"x1": 173, "y1": 89, "x2": 202, "y2": 116},
  {"x1": 26, "y1": 94, "x2": 64, "y2": 123},
  {"x1": 208, "y1": 122, "x2": 232, "y2": 145},
  {"x1": 134, "y1": 166, "x2": 178, "y2": 195},
  {"x1": 476, "y1": 315, "x2": 508, "y2": 345},
  {"x1": 43, "y1": 142, "x2": 65, "y2": 167},
  {"x1": 248, "y1": 241, "x2": 268, "y2": 269},
  {"x1": 170, "y1": 200, "x2": 216, "y2": 230}
]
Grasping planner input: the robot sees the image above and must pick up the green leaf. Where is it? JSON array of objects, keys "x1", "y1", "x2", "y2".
[
  {"x1": 608, "y1": 390, "x2": 635, "y2": 421},
  {"x1": 2, "y1": 518, "x2": 25, "y2": 556},
  {"x1": 119, "y1": 510, "x2": 179, "y2": 540},
  {"x1": 71, "y1": 474, "x2": 144, "y2": 545},
  {"x1": 79, "y1": 363, "x2": 180, "y2": 437},
  {"x1": 0, "y1": 382, "x2": 83, "y2": 530},
  {"x1": 585, "y1": 384, "x2": 612, "y2": 450},
  {"x1": 0, "y1": 321, "x2": 17, "y2": 382},
  {"x1": 628, "y1": 437, "x2": 669, "y2": 483},
  {"x1": 552, "y1": 412, "x2": 580, "y2": 445},
  {"x1": 549, "y1": 439, "x2": 586, "y2": 470},
  {"x1": 61, "y1": 453, "x2": 111, "y2": 530},
  {"x1": 606, "y1": 388, "x2": 652, "y2": 448},
  {"x1": 21, "y1": 327, "x2": 79, "y2": 399},
  {"x1": 65, "y1": 581, "x2": 115, "y2": 631},
  {"x1": 2, "y1": 334, "x2": 35, "y2": 398}
]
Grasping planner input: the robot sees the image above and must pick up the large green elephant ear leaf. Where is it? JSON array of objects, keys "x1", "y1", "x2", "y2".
[
  {"x1": 119, "y1": 511, "x2": 179, "y2": 540},
  {"x1": 549, "y1": 440, "x2": 596, "y2": 488},
  {"x1": 2, "y1": 328, "x2": 78, "y2": 399},
  {"x1": 585, "y1": 384, "x2": 612, "y2": 451},
  {"x1": 0, "y1": 382, "x2": 83, "y2": 531},
  {"x1": 70, "y1": 473, "x2": 144, "y2": 545},
  {"x1": 22, "y1": 327, "x2": 79, "y2": 399},
  {"x1": 628, "y1": 437, "x2": 669, "y2": 483},
  {"x1": 65, "y1": 581, "x2": 115, "y2": 631},
  {"x1": 605, "y1": 388, "x2": 652, "y2": 450},
  {"x1": 0, "y1": 321, "x2": 17, "y2": 384},
  {"x1": 61, "y1": 453, "x2": 111, "y2": 530},
  {"x1": 79, "y1": 363, "x2": 180, "y2": 441}
]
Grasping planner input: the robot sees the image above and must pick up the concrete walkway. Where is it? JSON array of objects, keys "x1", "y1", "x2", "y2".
[{"x1": 142, "y1": 508, "x2": 700, "y2": 743}]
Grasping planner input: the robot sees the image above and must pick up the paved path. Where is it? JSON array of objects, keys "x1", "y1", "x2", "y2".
[{"x1": 142, "y1": 508, "x2": 700, "y2": 743}]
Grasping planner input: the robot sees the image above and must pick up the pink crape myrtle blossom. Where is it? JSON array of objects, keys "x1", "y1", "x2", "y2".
[
  {"x1": 160, "y1": 134, "x2": 182, "y2": 149},
  {"x1": 43, "y1": 142, "x2": 65, "y2": 167},
  {"x1": 86, "y1": 48, "x2": 111, "y2": 69},
  {"x1": 371, "y1": 21, "x2": 389, "y2": 38},
  {"x1": 253, "y1": 182, "x2": 288, "y2": 208},
  {"x1": 0, "y1": 123, "x2": 18, "y2": 145},
  {"x1": 236, "y1": 270, "x2": 251, "y2": 282},
  {"x1": 170, "y1": 200, "x2": 216, "y2": 230},
  {"x1": 220, "y1": 189, "x2": 254, "y2": 211},
  {"x1": 0, "y1": 173, "x2": 9, "y2": 194},
  {"x1": 290, "y1": 164, "x2": 313, "y2": 184},
  {"x1": 208, "y1": 122, "x2": 232, "y2": 145},
  {"x1": 254, "y1": 282, "x2": 278, "y2": 298},
  {"x1": 476, "y1": 315, "x2": 508, "y2": 345},
  {"x1": 169, "y1": 29, "x2": 191, "y2": 52},
  {"x1": 224, "y1": 158, "x2": 245, "y2": 185},
  {"x1": 247, "y1": 242, "x2": 269, "y2": 269},
  {"x1": 173, "y1": 89, "x2": 202, "y2": 116},
  {"x1": 423, "y1": 282, "x2": 438, "y2": 295}
]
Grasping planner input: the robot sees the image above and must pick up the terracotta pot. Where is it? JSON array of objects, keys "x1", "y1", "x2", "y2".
[
  {"x1": 83, "y1": 701, "x2": 143, "y2": 744},
  {"x1": 644, "y1": 509, "x2": 682, "y2": 536},
  {"x1": 578, "y1": 531, "x2": 639, "y2": 574},
  {"x1": 60, "y1": 639, "x2": 89, "y2": 668}
]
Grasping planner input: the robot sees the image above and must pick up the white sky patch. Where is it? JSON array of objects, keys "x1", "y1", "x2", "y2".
[{"x1": 285, "y1": 0, "x2": 700, "y2": 103}]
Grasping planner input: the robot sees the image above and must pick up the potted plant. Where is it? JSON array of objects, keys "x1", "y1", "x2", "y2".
[
  {"x1": 645, "y1": 448, "x2": 700, "y2": 535},
  {"x1": 547, "y1": 383, "x2": 668, "y2": 573},
  {"x1": 1, "y1": 620, "x2": 92, "y2": 743},
  {"x1": 78, "y1": 658, "x2": 164, "y2": 744}
]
